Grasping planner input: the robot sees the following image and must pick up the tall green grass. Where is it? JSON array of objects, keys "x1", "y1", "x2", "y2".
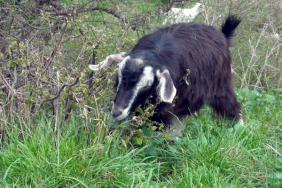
[{"x1": 1, "y1": 88, "x2": 282, "y2": 187}]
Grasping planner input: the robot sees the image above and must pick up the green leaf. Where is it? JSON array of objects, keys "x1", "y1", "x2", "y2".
[
  {"x1": 25, "y1": 98, "x2": 34, "y2": 104},
  {"x1": 240, "y1": 87, "x2": 248, "y2": 98},
  {"x1": 265, "y1": 94, "x2": 275, "y2": 102},
  {"x1": 247, "y1": 90, "x2": 260, "y2": 100},
  {"x1": 132, "y1": 137, "x2": 142, "y2": 145},
  {"x1": 152, "y1": 137, "x2": 164, "y2": 144},
  {"x1": 71, "y1": 87, "x2": 78, "y2": 91},
  {"x1": 80, "y1": 84, "x2": 88, "y2": 87},
  {"x1": 144, "y1": 146, "x2": 157, "y2": 156},
  {"x1": 275, "y1": 157, "x2": 282, "y2": 169},
  {"x1": 276, "y1": 157, "x2": 282, "y2": 164},
  {"x1": 61, "y1": 92, "x2": 68, "y2": 100},
  {"x1": 162, "y1": 134, "x2": 171, "y2": 139},
  {"x1": 150, "y1": 126, "x2": 157, "y2": 131},
  {"x1": 274, "y1": 88, "x2": 282, "y2": 93},
  {"x1": 275, "y1": 172, "x2": 282, "y2": 179},
  {"x1": 137, "y1": 129, "x2": 144, "y2": 137}
]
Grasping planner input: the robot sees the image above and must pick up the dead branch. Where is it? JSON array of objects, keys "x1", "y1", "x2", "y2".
[
  {"x1": 33, "y1": 77, "x2": 79, "y2": 104},
  {"x1": 39, "y1": 21, "x2": 68, "y2": 76}
]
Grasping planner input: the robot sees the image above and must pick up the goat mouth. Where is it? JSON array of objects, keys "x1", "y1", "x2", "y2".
[
  {"x1": 111, "y1": 108, "x2": 130, "y2": 121},
  {"x1": 113, "y1": 113, "x2": 129, "y2": 121}
]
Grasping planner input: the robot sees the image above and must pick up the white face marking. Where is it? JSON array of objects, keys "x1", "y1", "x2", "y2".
[
  {"x1": 137, "y1": 66, "x2": 154, "y2": 89},
  {"x1": 113, "y1": 66, "x2": 154, "y2": 121}
]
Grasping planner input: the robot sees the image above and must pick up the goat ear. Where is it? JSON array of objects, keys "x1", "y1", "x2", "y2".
[
  {"x1": 89, "y1": 52, "x2": 128, "y2": 71},
  {"x1": 156, "y1": 69, "x2": 177, "y2": 103}
]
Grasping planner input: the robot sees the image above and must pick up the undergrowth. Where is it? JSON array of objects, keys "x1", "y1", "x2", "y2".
[{"x1": 1, "y1": 88, "x2": 282, "y2": 187}]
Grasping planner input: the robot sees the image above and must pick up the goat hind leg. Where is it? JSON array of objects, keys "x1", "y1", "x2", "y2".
[{"x1": 210, "y1": 95, "x2": 243, "y2": 125}]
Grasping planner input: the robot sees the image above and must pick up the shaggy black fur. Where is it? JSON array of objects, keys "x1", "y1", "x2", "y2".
[{"x1": 115, "y1": 15, "x2": 242, "y2": 126}]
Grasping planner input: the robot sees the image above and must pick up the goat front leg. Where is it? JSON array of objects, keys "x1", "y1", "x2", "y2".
[{"x1": 168, "y1": 116, "x2": 184, "y2": 137}]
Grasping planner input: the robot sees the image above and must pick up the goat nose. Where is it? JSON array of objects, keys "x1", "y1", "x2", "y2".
[{"x1": 112, "y1": 107, "x2": 123, "y2": 118}]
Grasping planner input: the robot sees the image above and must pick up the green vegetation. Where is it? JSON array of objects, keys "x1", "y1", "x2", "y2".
[
  {"x1": 1, "y1": 88, "x2": 282, "y2": 187},
  {"x1": 1, "y1": 0, "x2": 282, "y2": 187}
]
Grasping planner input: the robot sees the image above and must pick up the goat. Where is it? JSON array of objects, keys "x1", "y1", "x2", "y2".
[
  {"x1": 162, "y1": 2, "x2": 203, "y2": 25},
  {"x1": 89, "y1": 15, "x2": 243, "y2": 137}
]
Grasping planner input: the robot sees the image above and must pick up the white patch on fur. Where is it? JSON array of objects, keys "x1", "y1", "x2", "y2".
[
  {"x1": 239, "y1": 110, "x2": 244, "y2": 125},
  {"x1": 113, "y1": 66, "x2": 154, "y2": 120},
  {"x1": 239, "y1": 118, "x2": 244, "y2": 126},
  {"x1": 136, "y1": 66, "x2": 154, "y2": 89},
  {"x1": 89, "y1": 52, "x2": 127, "y2": 71},
  {"x1": 156, "y1": 69, "x2": 177, "y2": 103}
]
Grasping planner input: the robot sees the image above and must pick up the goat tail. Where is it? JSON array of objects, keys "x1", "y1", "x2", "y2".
[{"x1": 221, "y1": 15, "x2": 241, "y2": 46}]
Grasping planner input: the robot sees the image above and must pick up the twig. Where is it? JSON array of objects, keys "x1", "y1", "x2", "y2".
[
  {"x1": 0, "y1": 71, "x2": 16, "y2": 95},
  {"x1": 277, "y1": 70, "x2": 282, "y2": 88},
  {"x1": 265, "y1": 144, "x2": 282, "y2": 156},
  {"x1": 30, "y1": 73, "x2": 57, "y2": 86},
  {"x1": 39, "y1": 21, "x2": 68, "y2": 76},
  {"x1": 33, "y1": 77, "x2": 79, "y2": 104},
  {"x1": 13, "y1": 69, "x2": 26, "y2": 90},
  {"x1": 254, "y1": 42, "x2": 282, "y2": 89},
  {"x1": 49, "y1": 7, "x2": 130, "y2": 24},
  {"x1": 240, "y1": 27, "x2": 266, "y2": 89}
]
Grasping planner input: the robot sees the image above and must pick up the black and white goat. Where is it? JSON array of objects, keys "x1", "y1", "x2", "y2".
[{"x1": 89, "y1": 15, "x2": 243, "y2": 137}]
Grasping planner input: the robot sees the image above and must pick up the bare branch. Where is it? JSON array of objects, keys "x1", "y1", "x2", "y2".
[
  {"x1": 39, "y1": 21, "x2": 68, "y2": 76},
  {"x1": 13, "y1": 69, "x2": 26, "y2": 90},
  {"x1": 48, "y1": 7, "x2": 132, "y2": 25},
  {"x1": 33, "y1": 77, "x2": 80, "y2": 104}
]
